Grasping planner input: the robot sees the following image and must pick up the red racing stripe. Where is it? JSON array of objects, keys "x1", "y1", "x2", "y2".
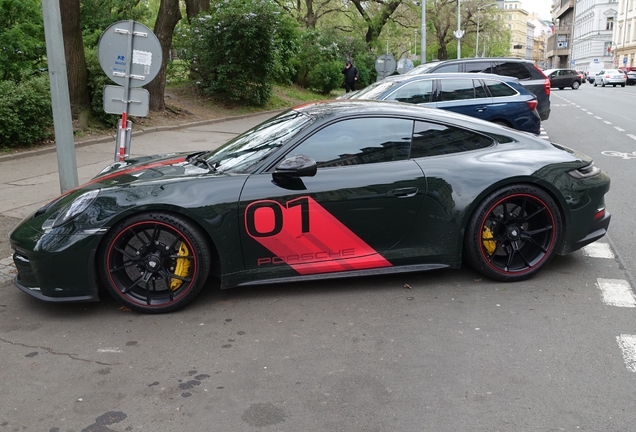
[{"x1": 246, "y1": 196, "x2": 391, "y2": 275}]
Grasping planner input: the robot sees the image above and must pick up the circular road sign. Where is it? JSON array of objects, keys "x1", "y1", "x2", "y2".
[
  {"x1": 375, "y1": 54, "x2": 396, "y2": 79},
  {"x1": 98, "y1": 20, "x2": 162, "y2": 87},
  {"x1": 397, "y1": 58, "x2": 414, "y2": 74}
]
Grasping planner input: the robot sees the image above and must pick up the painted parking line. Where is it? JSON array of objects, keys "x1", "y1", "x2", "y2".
[
  {"x1": 597, "y1": 278, "x2": 636, "y2": 307},
  {"x1": 583, "y1": 243, "x2": 615, "y2": 259},
  {"x1": 616, "y1": 335, "x2": 636, "y2": 372}
]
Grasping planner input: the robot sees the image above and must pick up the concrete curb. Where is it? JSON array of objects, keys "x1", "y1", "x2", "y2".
[{"x1": 0, "y1": 109, "x2": 285, "y2": 163}]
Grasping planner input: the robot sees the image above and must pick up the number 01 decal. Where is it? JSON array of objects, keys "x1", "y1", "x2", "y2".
[{"x1": 245, "y1": 196, "x2": 391, "y2": 275}]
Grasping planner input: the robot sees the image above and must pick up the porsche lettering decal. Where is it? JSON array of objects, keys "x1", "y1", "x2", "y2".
[{"x1": 245, "y1": 197, "x2": 392, "y2": 274}]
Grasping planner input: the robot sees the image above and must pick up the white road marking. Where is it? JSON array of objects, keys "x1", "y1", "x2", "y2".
[
  {"x1": 583, "y1": 243, "x2": 615, "y2": 259},
  {"x1": 581, "y1": 108, "x2": 588, "y2": 111},
  {"x1": 587, "y1": 112, "x2": 594, "y2": 115},
  {"x1": 615, "y1": 126, "x2": 625, "y2": 132},
  {"x1": 98, "y1": 348, "x2": 123, "y2": 353},
  {"x1": 616, "y1": 335, "x2": 636, "y2": 372},
  {"x1": 595, "y1": 116, "x2": 603, "y2": 119},
  {"x1": 604, "y1": 121, "x2": 612, "y2": 124},
  {"x1": 628, "y1": 134, "x2": 636, "y2": 141},
  {"x1": 597, "y1": 278, "x2": 636, "y2": 307}
]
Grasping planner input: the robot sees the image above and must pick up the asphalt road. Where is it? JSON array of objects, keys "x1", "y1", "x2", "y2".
[{"x1": 1, "y1": 96, "x2": 636, "y2": 431}]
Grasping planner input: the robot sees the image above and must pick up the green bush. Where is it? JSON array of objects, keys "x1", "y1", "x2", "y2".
[
  {"x1": 85, "y1": 49, "x2": 119, "y2": 127},
  {"x1": 307, "y1": 60, "x2": 343, "y2": 95},
  {"x1": 0, "y1": 75, "x2": 52, "y2": 148},
  {"x1": 175, "y1": 0, "x2": 296, "y2": 106}
]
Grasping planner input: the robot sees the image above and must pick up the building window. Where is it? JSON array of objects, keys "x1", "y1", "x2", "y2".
[{"x1": 607, "y1": 17, "x2": 614, "y2": 30}]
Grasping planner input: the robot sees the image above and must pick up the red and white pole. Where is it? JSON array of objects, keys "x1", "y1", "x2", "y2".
[{"x1": 118, "y1": 111, "x2": 127, "y2": 161}]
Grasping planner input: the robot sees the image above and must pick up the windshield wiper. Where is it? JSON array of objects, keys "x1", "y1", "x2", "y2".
[{"x1": 187, "y1": 152, "x2": 217, "y2": 172}]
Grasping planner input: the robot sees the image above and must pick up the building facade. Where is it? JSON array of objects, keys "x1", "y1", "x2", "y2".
[
  {"x1": 614, "y1": 0, "x2": 636, "y2": 67},
  {"x1": 572, "y1": 0, "x2": 619, "y2": 73},
  {"x1": 547, "y1": 0, "x2": 576, "y2": 68},
  {"x1": 502, "y1": 0, "x2": 531, "y2": 58}
]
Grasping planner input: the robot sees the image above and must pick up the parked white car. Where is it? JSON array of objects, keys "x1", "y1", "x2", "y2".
[{"x1": 593, "y1": 69, "x2": 627, "y2": 87}]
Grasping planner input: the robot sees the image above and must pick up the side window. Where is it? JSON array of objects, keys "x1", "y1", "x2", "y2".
[
  {"x1": 432, "y1": 63, "x2": 461, "y2": 73},
  {"x1": 474, "y1": 80, "x2": 488, "y2": 98},
  {"x1": 483, "y1": 79, "x2": 518, "y2": 97},
  {"x1": 411, "y1": 121, "x2": 494, "y2": 158},
  {"x1": 292, "y1": 118, "x2": 413, "y2": 168},
  {"x1": 385, "y1": 80, "x2": 434, "y2": 104},
  {"x1": 465, "y1": 61, "x2": 495, "y2": 74},
  {"x1": 439, "y1": 79, "x2": 475, "y2": 101},
  {"x1": 495, "y1": 61, "x2": 532, "y2": 80}
]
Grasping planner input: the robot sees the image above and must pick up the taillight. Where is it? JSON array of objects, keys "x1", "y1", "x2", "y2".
[
  {"x1": 526, "y1": 100, "x2": 538, "y2": 111},
  {"x1": 533, "y1": 65, "x2": 550, "y2": 96},
  {"x1": 606, "y1": 75, "x2": 611, "y2": 78}
]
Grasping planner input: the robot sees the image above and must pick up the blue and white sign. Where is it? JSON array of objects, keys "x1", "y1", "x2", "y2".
[
  {"x1": 624, "y1": 57, "x2": 628, "y2": 64},
  {"x1": 571, "y1": 60, "x2": 575, "y2": 65}
]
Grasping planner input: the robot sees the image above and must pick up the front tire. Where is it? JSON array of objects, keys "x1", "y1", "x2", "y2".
[
  {"x1": 572, "y1": 81, "x2": 580, "y2": 89},
  {"x1": 464, "y1": 185, "x2": 562, "y2": 282},
  {"x1": 99, "y1": 212, "x2": 211, "y2": 313}
]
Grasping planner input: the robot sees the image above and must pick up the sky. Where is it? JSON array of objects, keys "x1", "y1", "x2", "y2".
[{"x1": 521, "y1": 0, "x2": 553, "y2": 20}]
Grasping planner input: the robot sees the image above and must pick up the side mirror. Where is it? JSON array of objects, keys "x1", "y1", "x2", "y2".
[{"x1": 273, "y1": 155, "x2": 317, "y2": 180}]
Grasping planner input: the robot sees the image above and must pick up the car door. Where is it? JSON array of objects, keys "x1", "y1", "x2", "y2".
[
  {"x1": 238, "y1": 116, "x2": 427, "y2": 277},
  {"x1": 434, "y1": 78, "x2": 493, "y2": 121}
]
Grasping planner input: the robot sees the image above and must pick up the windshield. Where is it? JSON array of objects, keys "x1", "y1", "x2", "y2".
[
  {"x1": 203, "y1": 110, "x2": 314, "y2": 173},
  {"x1": 351, "y1": 80, "x2": 402, "y2": 100},
  {"x1": 405, "y1": 63, "x2": 437, "y2": 75}
]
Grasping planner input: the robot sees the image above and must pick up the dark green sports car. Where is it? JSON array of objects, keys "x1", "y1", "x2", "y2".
[{"x1": 10, "y1": 100, "x2": 611, "y2": 313}]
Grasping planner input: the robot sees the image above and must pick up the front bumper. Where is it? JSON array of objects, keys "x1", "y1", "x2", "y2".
[{"x1": 559, "y1": 210, "x2": 611, "y2": 255}]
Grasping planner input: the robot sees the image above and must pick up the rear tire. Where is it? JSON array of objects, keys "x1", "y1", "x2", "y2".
[
  {"x1": 464, "y1": 185, "x2": 562, "y2": 282},
  {"x1": 572, "y1": 81, "x2": 580, "y2": 90}
]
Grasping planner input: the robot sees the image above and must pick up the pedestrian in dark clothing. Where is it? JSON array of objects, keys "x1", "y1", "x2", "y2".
[{"x1": 342, "y1": 60, "x2": 359, "y2": 93}]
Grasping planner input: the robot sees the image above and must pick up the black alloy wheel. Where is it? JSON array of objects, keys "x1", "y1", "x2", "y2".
[
  {"x1": 464, "y1": 185, "x2": 562, "y2": 282},
  {"x1": 99, "y1": 212, "x2": 211, "y2": 313}
]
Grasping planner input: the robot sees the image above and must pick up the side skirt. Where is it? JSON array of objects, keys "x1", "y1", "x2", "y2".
[{"x1": 223, "y1": 262, "x2": 461, "y2": 289}]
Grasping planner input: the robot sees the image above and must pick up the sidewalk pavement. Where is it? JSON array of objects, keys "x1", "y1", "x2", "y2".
[{"x1": 0, "y1": 111, "x2": 280, "y2": 284}]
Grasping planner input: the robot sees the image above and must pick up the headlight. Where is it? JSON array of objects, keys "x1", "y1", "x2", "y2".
[
  {"x1": 567, "y1": 163, "x2": 600, "y2": 179},
  {"x1": 52, "y1": 189, "x2": 100, "y2": 228}
]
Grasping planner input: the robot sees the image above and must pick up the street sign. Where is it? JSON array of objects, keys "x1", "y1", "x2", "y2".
[
  {"x1": 375, "y1": 54, "x2": 396, "y2": 80},
  {"x1": 571, "y1": 60, "x2": 575, "y2": 65},
  {"x1": 397, "y1": 58, "x2": 414, "y2": 74},
  {"x1": 98, "y1": 20, "x2": 162, "y2": 88},
  {"x1": 97, "y1": 20, "x2": 162, "y2": 162},
  {"x1": 624, "y1": 57, "x2": 628, "y2": 64},
  {"x1": 103, "y1": 85, "x2": 149, "y2": 116}
]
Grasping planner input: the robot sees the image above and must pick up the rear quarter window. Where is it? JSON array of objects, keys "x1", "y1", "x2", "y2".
[
  {"x1": 495, "y1": 61, "x2": 532, "y2": 80},
  {"x1": 484, "y1": 79, "x2": 518, "y2": 97},
  {"x1": 411, "y1": 121, "x2": 494, "y2": 158}
]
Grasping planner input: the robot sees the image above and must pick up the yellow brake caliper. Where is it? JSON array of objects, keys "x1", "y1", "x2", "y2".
[
  {"x1": 170, "y1": 242, "x2": 191, "y2": 291},
  {"x1": 482, "y1": 226, "x2": 497, "y2": 256}
]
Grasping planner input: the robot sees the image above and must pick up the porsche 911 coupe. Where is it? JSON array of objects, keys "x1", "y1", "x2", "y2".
[{"x1": 10, "y1": 100, "x2": 611, "y2": 313}]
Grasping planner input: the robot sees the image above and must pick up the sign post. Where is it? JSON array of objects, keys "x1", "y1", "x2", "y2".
[{"x1": 97, "y1": 20, "x2": 162, "y2": 161}]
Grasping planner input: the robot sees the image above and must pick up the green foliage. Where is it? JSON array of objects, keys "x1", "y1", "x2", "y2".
[
  {"x1": 0, "y1": 75, "x2": 52, "y2": 147},
  {"x1": 0, "y1": 0, "x2": 46, "y2": 82},
  {"x1": 80, "y1": 0, "x2": 152, "y2": 48},
  {"x1": 307, "y1": 61, "x2": 343, "y2": 95},
  {"x1": 294, "y1": 28, "x2": 374, "y2": 89},
  {"x1": 85, "y1": 49, "x2": 119, "y2": 127},
  {"x1": 175, "y1": 0, "x2": 294, "y2": 106}
]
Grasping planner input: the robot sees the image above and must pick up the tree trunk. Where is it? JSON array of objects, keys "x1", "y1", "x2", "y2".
[
  {"x1": 148, "y1": 0, "x2": 182, "y2": 112},
  {"x1": 59, "y1": 0, "x2": 90, "y2": 128},
  {"x1": 184, "y1": 0, "x2": 209, "y2": 22}
]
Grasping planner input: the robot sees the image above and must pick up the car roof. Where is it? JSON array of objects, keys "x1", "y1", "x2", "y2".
[{"x1": 381, "y1": 72, "x2": 519, "y2": 84}]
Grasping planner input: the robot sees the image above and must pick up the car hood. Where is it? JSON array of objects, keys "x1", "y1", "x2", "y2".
[{"x1": 91, "y1": 152, "x2": 216, "y2": 187}]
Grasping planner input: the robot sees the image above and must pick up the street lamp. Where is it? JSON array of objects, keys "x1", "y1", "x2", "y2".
[
  {"x1": 453, "y1": 0, "x2": 465, "y2": 59},
  {"x1": 476, "y1": 4, "x2": 497, "y2": 58}
]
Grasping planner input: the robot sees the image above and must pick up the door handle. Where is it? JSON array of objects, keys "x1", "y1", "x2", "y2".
[
  {"x1": 388, "y1": 187, "x2": 418, "y2": 197},
  {"x1": 476, "y1": 107, "x2": 488, "y2": 112}
]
